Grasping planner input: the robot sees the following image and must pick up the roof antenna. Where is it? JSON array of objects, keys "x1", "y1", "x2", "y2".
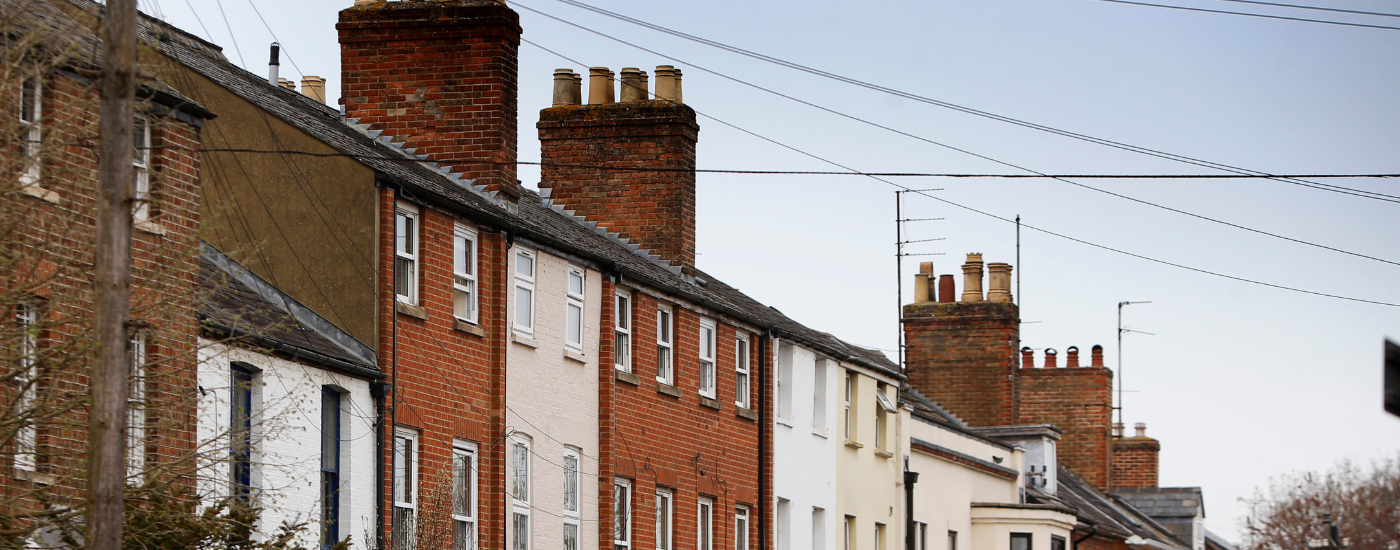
[{"x1": 268, "y1": 42, "x2": 280, "y2": 85}]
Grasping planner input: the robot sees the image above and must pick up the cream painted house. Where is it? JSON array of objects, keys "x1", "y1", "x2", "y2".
[{"x1": 836, "y1": 360, "x2": 904, "y2": 550}]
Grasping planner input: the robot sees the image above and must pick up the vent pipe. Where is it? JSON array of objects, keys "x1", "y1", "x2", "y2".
[{"x1": 268, "y1": 42, "x2": 280, "y2": 85}]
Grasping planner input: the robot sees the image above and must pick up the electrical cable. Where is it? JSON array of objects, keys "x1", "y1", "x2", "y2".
[
  {"x1": 529, "y1": 0, "x2": 1400, "y2": 202},
  {"x1": 242, "y1": 0, "x2": 303, "y2": 79},
  {"x1": 521, "y1": 39, "x2": 1400, "y2": 307},
  {"x1": 211, "y1": 0, "x2": 246, "y2": 68},
  {"x1": 1210, "y1": 0, "x2": 1400, "y2": 18},
  {"x1": 177, "y1": 0, "x2": 214, "y2": 45},
  {"x1": 1090, "y1": 0, "x2": 1400, "y2": 30}
]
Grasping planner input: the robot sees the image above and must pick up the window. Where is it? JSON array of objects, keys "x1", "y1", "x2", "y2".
[
  {"x1": 613, "y1": 478, "x2": 631, "y2": 550},
  {"x1": 656, "y1": 307, "x2": 673, "y2": 385},
  {"x1": 812, "y1": 509, "x2": 826, "y2": 550},
  {"x1": 776, "y1": 499, "x2": 790, "y2": 550},
  {"x1": 698, "y1": 497, "x2": 713, "y2": 550},
  {"x1": 843, "y1": 516, "x2": 855, "y2": 550},
  {"x1": 1051, "y1": 536, "x2": 1066, "y2": 550},
  {"x1": 132, "y1": 117, "x2": 151, "y2": 221},
  {"x1": 948, "y1": 531, "x2": 957, "y2": 550},
  {"x1": 614, "y1": 292, "x2": 631, "y2": 371},
  {"x1": 1010, "y1": 533, "x2": 1032, "y2": 550},
  {"x1": 453, "y1": 225, "x2": 478, "y2": 323},
  {"x1": 231, "y1": 365, "x2": 255, "y2": 503},
  {"x1": 563, "y1": 449, "x2": 580, "y2": 550},
  {"x1": 844, "y1": 372, "x2": 854, "y2": 441},
  {"x1": 655, "y1": 489, "x2": 673, "y2": 550},
  {"x1": 919, "y1": 523, "x2": 927, "y2": 550},
  {"x1": 876, "y1": 383, "x2": 897, "y2": 451},
  {"x1": 513, "y1": 510, "x2": 529, "y2": 550},
  {"x1": 777, "y1": 345, "x2": 793, "y2": 421},
  {"x1": 698, "y1": 320, "x2": 716, "y2": 398},
  {"x1": 875, "y1": 523, "x2": 886, "y2": 550},
  {"x1": 393, "y1": 429, "x2": 418, "y2": 550},
  {"x1": 453, "y1": 442, "x2": 478, "y2": 550},
  {"x1": 813, "y1": 359, "x2": 828, "y2": 431},
  {"x1": 395, "y1": 204, "x2": 419, "y2": 304},
  {"x1": 128, "y1": 334, "x2": 148, "y2": 481},
  {"x1": 512, "y1": 437, "x2": 531, "y2": 550},
  {"x1": 514, "y1": 249, "x2": 536, "y2": 333},
  {"x1": 735, "y1": 507, "x2": 749, "y2": 550},
  {"x1": 14, "y1": 303, "x2": 37, "y2": 472},
  {"x1": 321, "y1": 388, "x2": 342, "y2": 550},
  {"x1": 735, "y1": 337, "x2": 750, "y2": 409},
  {"x1": 19, "y1": 76, "x2": 40, "y2": 186},
  {"x1": 566, "y1": 268, "x2": 585, "y2": 349}
]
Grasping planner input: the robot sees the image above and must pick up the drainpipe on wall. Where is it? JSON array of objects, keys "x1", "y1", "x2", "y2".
[
  {"x1": 904, "y1": 459, "x2": 919, "y2": 550},
  {"x1": 1073, "y1": 523, "x2": 1098, "y2": 550},
  {"x1": 759, "y1": 331, "x2": 772, "y2": 550}
]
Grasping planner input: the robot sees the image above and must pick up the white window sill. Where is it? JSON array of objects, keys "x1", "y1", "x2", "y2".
[
  {"x1": 776, "y1": 419, "x2": 793, "y2": 428},
  {"x1": 134, "y1": 218, "x2": 166, "y2": 235},
  {"x1": 812, "y1": 430, "x2": 829, "y2": 439},
  {"x1": 14, "y1": 468, "x2": 55, "y2": 485},
  {"x1": 511, "y1": 333, "x2": 538, "y2": 349},
  {"x1": 564, "y1": 349, "x2": 586, "y2": 364},
  {"x1": 20, "y1": 184, "x2": 59, "y2": 204}
]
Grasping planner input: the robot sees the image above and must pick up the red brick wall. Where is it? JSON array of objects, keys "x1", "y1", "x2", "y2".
[
  {"x1": 537, "y1": 102, "x2": 699, "y2": 267},
  {"x1": 338, "y1": 1, "x2": 521, "y2": 198},
  {"x1": 901, "y1": 301, "x2": 1020, "y2": 427},
  {"x1": 1019, "y1": 365, "x2": 1114, "y2": 490},
  {"x1": 1111, "y1": 437, "x2": 1160, "y2": 489},
  {"x1": 599, "y1": 283, "x2": 766, "y2": 550},
  {"x1": 376, "y1": 189, "x2": 508, "y2": 550}
]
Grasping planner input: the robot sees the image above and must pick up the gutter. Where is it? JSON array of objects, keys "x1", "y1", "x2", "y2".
[
  {"x1": 1073, "y1": 523, "x2": 1098, "y2": 550},
  {"x1": 200, "y1": 316, "x2": 384, "y2": 380}
]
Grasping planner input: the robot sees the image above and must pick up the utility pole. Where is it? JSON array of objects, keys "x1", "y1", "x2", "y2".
[
  {"x1": 90, "y1": 0, "x2": 138, "y2": 549},
  {"x1": 1116, "y1": 301, "x2": 1151, "y2": 429}
]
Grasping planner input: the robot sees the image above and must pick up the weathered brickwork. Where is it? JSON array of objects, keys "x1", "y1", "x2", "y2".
[
  {"x1": 338, "y1": 0, "x2": 521, "y2": 198},
  {"x1": 1111, "y1": 436, "x2": 1160, "y2": 489},
  {"x1": 599, "y1": 283, "x2": 766, "y2": 550},
  {"x1": 902, "y1": 301, "x2": 1020, "y2": 427},
  {"x1": 538, "y1": 102, "x2": 699, "y2": 267},
  {"x1": 1019, "y1": 363, "x2": 1114, "y2": 490}
]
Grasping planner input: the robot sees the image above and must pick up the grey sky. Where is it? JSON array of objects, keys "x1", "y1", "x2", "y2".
[{"x1": 155, "y1": 0, "x2": 1400, "y2": 540}]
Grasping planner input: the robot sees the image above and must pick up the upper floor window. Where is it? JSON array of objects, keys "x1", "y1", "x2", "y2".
[
  {"x1": 565, "y1": 267, "x2": 585, "y2": 350},
  {"x1": 453, "y1": 224, "x2": 478, "y2": 323},
  {"x1": 844, "y1": 372, "x2": 854, "y2": 441},
  {"x1": 813, "y1": 359, "x2": 828, "y2": 432},
  {"x1": 656, "y1": 306, "x2": 673, "y2": 385},
  {"x1": 132, "y1": 117, "x2": 151, "y2": 221},
  {"x1": 613, "y1": 478, "x2": 632, "y2": 550},
  {"x1": 19, "y1": 76, "x2": 41, "y2": 186},
  {"x1": 777, "y1": 345, "x2": 793, "y2": 421},
  {"x1": 231, "y1": 364, "x2": 257, "y2": 503},
  {"x1": 735, "y1": 337, "x2": 750, "y2": 409},
  {"x1": 698, "y1": 320, "x2": 716, "y2": 399},
  {"x1": 698, "y1": 497, "x2": 713, "y2": 550},
  {"x1": 735, "y1": 506, "x2": 750, "y2": 550},
  {"x1": 393, "y1": 429, "x2": 419, "y2": 550},
  {"x1": 563, "y1": 449, "x2": 581, "y2": 550},
  {"x1": 127, "y1": 334, "x2": 148, "y2": 481},
  {"x1": 394, "y1": 204, "x2": 419, "y2": 305},
  {"x1": 655, "y1": 489, "x2": 673, "y2": 550},
  {"x1": 875, "y1": 383, "x2": 897, "y2": 451},
  {"x1": 512, "y1": 436, "x2": 531, "y2": 550},
  {"x1": 614, "y1": 292, "x2": 631, "y2": 372},
  {"x1": 321, "y1": 388, "x2": 342, "y2": 550},
  {"x1": 453, "y1": 442, "x2": 478, "y2": 550},
  {"x1": 514, "y1": 249, "x2": 536, "y2": 333},
  {"x1": 15, "y1": 302, "x2": 38, "y2": 472}
]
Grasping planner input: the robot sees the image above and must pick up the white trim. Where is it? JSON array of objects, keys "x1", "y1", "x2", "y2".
[
  {"x1": 698, "y1": 497, "x2": 714, "y2": 550},
  {"x1": 614, "y1": 291, "x2": 632, "y2": 372},
  {"x1": 19, "y1": 75, "x2": 41, "y2": 186},
  {"x1": 127, "y1": 334, "x2": 147, "y2": 481},
  {"x1": 395, "y1": 203, "x2": 420, "y2": 305},
  {"x1": 735, "y1": 506, "x2": 750, "y2": 550},
  {"x1": 512, "y1": 436, "x2": 532, "y2": 550},
  {"x1": 453, "y1": 224, "x2": 479, "y2": 324},
  {"x1": 513, "y1": 248, "x2": 537, "y2": 334},
  {"x1": 14, "y1": 303, "x2": 37, "y2": 473},
  {"x1": 132, "y1": 116, "x2": 151, "y2": 221},
  {"x1": 656, "y1": 306, "x2": 673, "y2": 385},
  {"x1": 562, "y1": 448, "x2": 581, "y2": 517},
  {"x1": 393, "y1": 428, "x2": 419, "y2": 550},
  {"x1": 565, "y1": 267, "x2": 585, "y2": 350},
  {"x1": 698, "y1": 319, "x2": 717, "y2": 399},
  {"x1": 734, "y1": 336, "x2": 751, "y2": 409},
  {"x1": 453, "y1": 441, "x2": 478, "y2": 550},
  {"x1": 613, "y1": 478, "x2": 632, "y2": 550},
  {"x1": 655, "y1": 488, "x2": 673, "y2": 550}
]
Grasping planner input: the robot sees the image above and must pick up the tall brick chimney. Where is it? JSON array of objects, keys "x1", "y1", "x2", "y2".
[
  {"x1": 1112, "y1": 422, "x2": 1160, "y2": 489},
  {"x1": 338, "y1": 0, "x2": 522, "y2": 201},
  {"x1": 1019, "y1": 346, "x2": 1115, "y2": 489},
  {"x1": 902, "y1": 254, "x2": 1021, "y2": 426},
  {"x1": 537, "y1": 66, "x2": 699, "y2": 267}
]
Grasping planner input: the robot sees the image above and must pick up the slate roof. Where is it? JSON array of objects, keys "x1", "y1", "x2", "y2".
[
  {"x1": 1033, "y1": 466, "x2": 1191, "y2": 549},
  {"x1": 1205, "y1": 529, "x2": 1237, "y2": 550},
  {"x1": 1116, "y1": 487, "x2": 1205, "y2": 519},
  {"x1": 900, "y1": 384, "x2": 968, "y2": 428},
  {"x1": 48, "y1": 0, "x2": 903, "y2": 378}
]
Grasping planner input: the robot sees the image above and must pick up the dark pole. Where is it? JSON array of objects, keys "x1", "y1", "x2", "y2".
[
  {"x1": 904, "y1": 462, "x2": 919, "y2": 550},
  {"x1": 896, "y1": 191, "x2": 903, "y2": 372},
  {"x1": 89, "y1": 1, "x2": 138, "y2": 549}
]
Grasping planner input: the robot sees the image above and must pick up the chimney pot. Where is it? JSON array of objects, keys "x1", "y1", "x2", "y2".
[
  {"x1": 299, "y1": 76, "x2": 327, "y2": 104},
  {"x1": 1113, "y1": 422, "x2": 1124, "y2": 437},
  {"x1": 673, "y1": 68, "x2": 683, "y2": 104},
  {"x1": 938, "y1": 274, "x2": 955, "y2": 302},
  {"x1": 1044, "y1": 348, "x2": 1058, "y2": 368},
  {"x1": 588, "y1": 67, "x2": 611, "y2": 105},
  {"x1": 960, "y1": 253, "x2": 985, "y2": 302},
  {"x1": 1091, "y1": 345, "x2": 1104, "y2": 367},
  {"x1": 1135, "y1": 423, "x2": 1147, "y2": 438},
  {"x1": 553, "y1": 69, "x2": 577, "y2": 106},
  {"x1": 1021, "y1": 347, "x2": 1034, "y2": 369},
  {"x1": 987, "y1": 262, "x2": 1013, "y2": 303},
  {"x1": 606, "y1": 70, "x2": 616, "y2": 104},
  {"x1": 653, "y1": 65, "x2": 677, "y2": 101},
  {"x1": 919, "y1": 261, "x2": 933, "y2": 275},
  {"x1": 913, "y1": 273, "x2": 930, "y2": 303},
  {"x1": 278, "y1": 78, "x2": 295, "y2": 90},
  {"x1": 571, "y1": 74, "x2": 583, "y2": 105},
  {"x1": 268, "y1": 42, "x2": 280, "y2": 85},
  {"x1": 1066, "y1": 346, "x2": 1079, "y2": 368},
  {"x1": 619, "y1": 67, "x2": 645, "y2": 102},
  {"x1": 638, "y1": 71, "x2": 649, "y2": 99}
]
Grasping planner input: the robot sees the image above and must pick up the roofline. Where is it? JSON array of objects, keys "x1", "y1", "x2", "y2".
[{"x1": 199, "y1": 316, "x2": 385, "y2": 381}]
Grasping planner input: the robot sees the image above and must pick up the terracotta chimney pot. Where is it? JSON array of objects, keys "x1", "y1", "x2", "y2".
[
  {"x1": 1066, "y1": 346, "x2": 1079, "y2": 368},
  {"x1": 1044, "y1": 348, "x2": 1057, "y2": 368},
  {"x1": 938, "y1": 274, "x2": 955, "y2": 302}
]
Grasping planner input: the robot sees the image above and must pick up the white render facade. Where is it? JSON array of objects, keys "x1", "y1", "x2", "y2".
[
  {"x1": 196, "y1": 340, "x2": 378, "y2": 550},
  {"x1": 505, "y1": 243, "x2": 603, "y2": 550},
  {"x1": 772, "y1": 342, "x2": 840, "y2": 550}
]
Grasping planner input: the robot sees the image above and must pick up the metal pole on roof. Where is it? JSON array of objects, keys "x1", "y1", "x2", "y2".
[{"x1": 896, "y1": 191, "x2": 903, "y2": 372}]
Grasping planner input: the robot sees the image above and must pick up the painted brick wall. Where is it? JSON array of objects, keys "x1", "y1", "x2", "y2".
[
  {"x1": 902, "y1": 301, "x2": 1020, "y2": 427},
  {"x1": 338, "y1": 1, "x2": 521, "y2": 198},
  {"x1": 537, "y1": 102, "x2": 699, "y2": 267},
  {"x1": 1111, "y1": 437, "x2": 1160, "y2": 489},
  {"x1": 599, "y1": 281, "x2": 766, "y2": 550},
  {"x1": 1019, "y1": 363, "x2": 1114, "y2": 490}
]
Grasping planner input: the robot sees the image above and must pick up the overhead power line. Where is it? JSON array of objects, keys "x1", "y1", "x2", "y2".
[
  {"x1": 1211, "y1": 0, "x2": 1400, "y2": 18},
  {"x1": 1091, "y1": 0, "x2": 1400, "y2": 30},
  {"x1": 519, "y1": 39, "x2": 1400, "y2": 307},
  {"x1": 530, "y1": 0, "x2": 1400, "y2": 202}
]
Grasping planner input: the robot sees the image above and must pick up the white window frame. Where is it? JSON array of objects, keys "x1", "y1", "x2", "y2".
[
  {"x1": 844, "y1": 516, "x2": 855, "y2": 550},
  {"x1": 453, "y1": 224, "x2": 479, "y2": 324},
  {"x1": 812, "y1": 508, "x2": 827, "y2": 550},
  {"x1": 19, "y1": 75, "x2": 41, "y2": 186},
  {"x1": 453, "y1": 441, "x2": 478, "y2": 550},
  {"x1": 776, "y1": 498, "x2": 790, "y2": 550},
  {"x1": 876, "y1": 523, "x2": 886, "y2": 550},
  {"x1": 614, "y1": 291, "x2": 632, "y2": 372},
  {"x1": 844, "y1": 372, "x2": 854, "y2": 441},
  {"x1": 655, "y1": 306, "x2": 673, "y2": 385},
  {"x1": 735, "y1": 336, "x2": 751, "y2": 409},
  {"x1": 876, "y1": 384, "x2": 897, "y2": 451},
  {"x1": 698, "y1": 319, "x2": 716, "y2": 399},
  {"x1": 393, "y1": 428, "x2": 419, "y2": 550},
  {"x1": 395, "y1": 203, "x2": 420, "y2": 305},
  {"x1": 563, "y1": 448, "x2": 581, "y2": 550},
  {"x1": 613, "y1": 478, "x2": 632, "y2": 550},
  {"x1": 698, "y1": 497, "x2": 714, "y2": 550},
  {"x1": 127, "y1": 333, "x2": 147, "y2": 481},
  {"x1": 513, "y1": 248, "x2": 536, "y2": 334},
  {"x1": 565, "y1": 267, "x2": 585, "y2": 350},
  {"x1": 655, "y1": 489, "x2": 673, "y2": 550},
  {"x1": 15, "y1": 303, "x2": 37, "y2": 472},
  {"x1": 512, "y1": 437, "x2": 531, "y2": 550},
  {"x1": 735, "y1": 506, "x2": 750, "y2": 550},
  {"x1": 813, "y1": 359, "x2": 828, "y2": 432},
  {"x1": 132, "y1": 116, "x2": 151, "y2": 221}
]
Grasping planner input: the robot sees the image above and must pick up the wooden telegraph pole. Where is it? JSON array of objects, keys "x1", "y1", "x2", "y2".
[{"x1": 90, "y1": 0, "x2": 138, "y2": 549}]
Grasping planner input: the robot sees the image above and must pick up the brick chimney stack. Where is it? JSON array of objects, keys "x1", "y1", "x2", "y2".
[
  {"x1": 1112, "y1": 422, "x2": 1161, "y2": 489},
  {"x1": 538, "y1": 66, "x2": 699, "y2": 267},
  {"x1": 338, "y1": 0, "x2": 522, "y2": 201}
]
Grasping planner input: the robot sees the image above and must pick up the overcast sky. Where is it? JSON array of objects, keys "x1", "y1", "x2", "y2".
[{"x1": 153, "y1": 0, "x2": 1400, "y2": 541}]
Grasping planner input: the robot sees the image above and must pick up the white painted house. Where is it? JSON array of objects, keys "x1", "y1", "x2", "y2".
[{"x1": 197, "y1": 244, "x2": 383, "y2": 550}]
